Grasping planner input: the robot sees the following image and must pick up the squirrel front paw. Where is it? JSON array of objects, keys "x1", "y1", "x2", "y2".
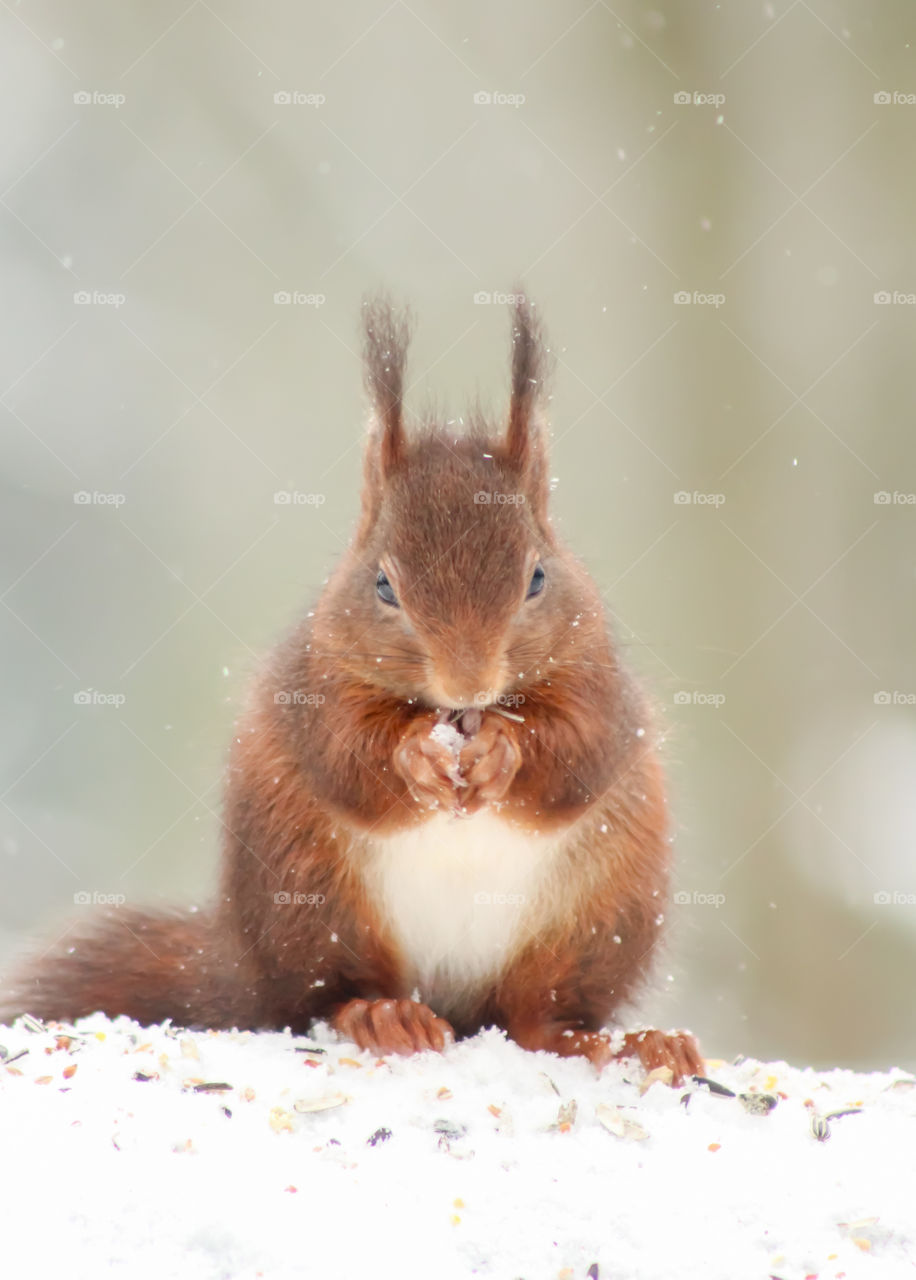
[
  {"x1": 332, "y1": 997, "x2": 454, "y2": 1055},
  {"x1": 393, "y1": 717, "x2": 462, "y2": 810},
  {"x1": 458, "y1": 713, "x2": 522, "y2": 813}
]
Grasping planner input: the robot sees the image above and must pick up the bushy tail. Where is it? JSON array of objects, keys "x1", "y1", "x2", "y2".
[{"x1": 1, "y1": 908, "x2": 248, "y2": 1030}]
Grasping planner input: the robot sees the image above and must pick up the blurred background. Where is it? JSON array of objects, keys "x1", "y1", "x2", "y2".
[{"x1": 1, "y1": 0, "x2": 914, "y2": 1071}]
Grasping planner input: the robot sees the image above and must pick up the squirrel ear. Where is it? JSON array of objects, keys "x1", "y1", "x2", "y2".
[
  {"x1": 506, "y1": 293, "x2": 548, "y2": 468},
  {"x1": 362, "y1": 297, "x2": 411, "y2": 478},
  {"x1": 505, "y1": 294, "x2": 551, "y2": 516}
]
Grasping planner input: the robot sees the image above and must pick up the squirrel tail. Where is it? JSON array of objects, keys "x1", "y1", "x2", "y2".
[{"x1": 1, "y1": 908, "x2": 248, "y2": 1030}]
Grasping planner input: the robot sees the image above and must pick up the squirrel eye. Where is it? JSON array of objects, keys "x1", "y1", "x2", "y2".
[
  {"x1": 526, "y1": 562, "x2": 545, "y2": 599},
  {"x1": 376, "y1": 570, "x2": 399, "y2": 607}
]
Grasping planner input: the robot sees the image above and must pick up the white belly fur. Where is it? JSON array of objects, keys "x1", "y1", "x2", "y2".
[{"x1": 362, "y1": 810, "x2": 567, "y2": 1017}]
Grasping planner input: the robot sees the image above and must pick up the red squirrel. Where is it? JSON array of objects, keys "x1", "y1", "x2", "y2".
[{"x1": 5, "y1": 297, "x2": 701, "y2": 1083}]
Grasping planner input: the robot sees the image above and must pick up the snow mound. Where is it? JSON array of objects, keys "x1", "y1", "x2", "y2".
[{"x1": 1, "y1": 1014, "x2": 914, "y2": 1279}]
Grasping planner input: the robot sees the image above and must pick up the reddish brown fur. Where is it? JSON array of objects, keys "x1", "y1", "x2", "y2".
[{"x1": 3, "y1": 298, "x2": 700, "y2": 1083}]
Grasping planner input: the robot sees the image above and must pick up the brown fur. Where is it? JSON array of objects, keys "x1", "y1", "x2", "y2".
[{"x1": 3, "y1": 298, "x2": 700, "y2": 1083}]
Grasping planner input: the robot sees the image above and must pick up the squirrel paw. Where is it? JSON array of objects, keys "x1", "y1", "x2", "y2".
[
  {"x1": 617, "y1": 1029, "x2": 703, "y2": 1086},
  {"x1": 332, "y1": 997, "x2": 454, "y2": 1055},
  {"x1": 509, "y1": 1022, "x2": 615, "y2": 1070},
  {"x1": 458, "y1": 714, "x2": 522, "y2": 813},
  {"x1": 510, "y1": 1023, "x2": 702, "y2": 1085},
  {"x1": 393, "y1": 720, "x2": 461, "y2": 811}
]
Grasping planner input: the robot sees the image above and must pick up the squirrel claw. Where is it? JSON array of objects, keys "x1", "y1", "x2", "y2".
[{"x1": 332, "y1": 997, "x2": 454, "y2": 1056}]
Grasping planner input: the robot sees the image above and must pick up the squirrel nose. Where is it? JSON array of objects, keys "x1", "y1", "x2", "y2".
[{"x1": 425, "y1": 651, "x2": 507, "y2": 710}]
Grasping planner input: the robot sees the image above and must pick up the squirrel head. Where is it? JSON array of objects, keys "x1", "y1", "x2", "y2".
[{"x1": 313, "y1": 296, "x2": 606, "y2": 711}]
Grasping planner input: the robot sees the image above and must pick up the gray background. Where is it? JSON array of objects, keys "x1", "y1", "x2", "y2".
[{"x1": 2, "y1": 0, "x2": 915, "y2": 1070}]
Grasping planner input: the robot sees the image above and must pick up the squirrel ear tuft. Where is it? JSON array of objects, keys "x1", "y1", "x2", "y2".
[
  {"x1": 362, "y1": 297, "x2": 411, "y2": 477},
  {"x1": 505, "y1": 293, "x2": 549, "y2": 470},
  {"x1": 505, "y1": 294, "x2": 552, "y2": 526}
]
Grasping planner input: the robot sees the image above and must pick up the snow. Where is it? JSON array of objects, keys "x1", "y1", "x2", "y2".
[
  {"x1": 1, "y1": 1014, "x2": 915, "y2": 1279},
  {"x1": 430, "y1": 720, "x2": 466, "y2": 758},
  {"x1": 430, "y1": 719, "x2": 467, "y2": 786}
]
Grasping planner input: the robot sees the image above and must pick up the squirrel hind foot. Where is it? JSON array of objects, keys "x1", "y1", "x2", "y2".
[
  {"x1": 332, "y1": 997, "x2": 454, "y2": 1056},
  {"x1": 509, "y1": 1022, "x2": 702, "y2": 1085},
  {"x1": 617, "y1": 1029, "x2": 703, "y2": 1085}
]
